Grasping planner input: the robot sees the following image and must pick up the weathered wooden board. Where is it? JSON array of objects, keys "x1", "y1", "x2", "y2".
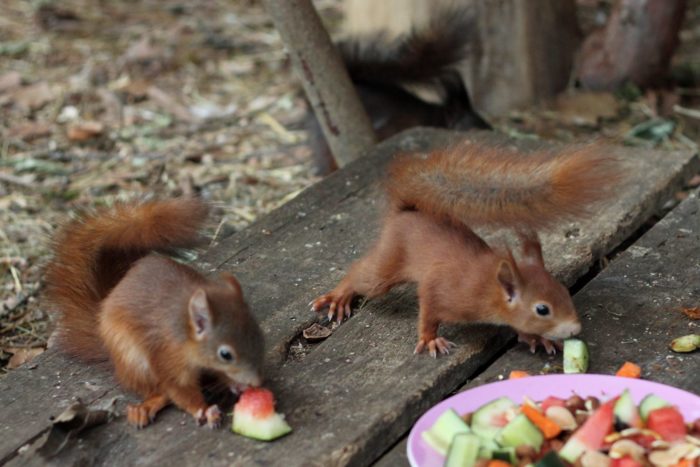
[
  {"x1": 0, "y1": 129, "x2": 697, "y2": 467},
  {"x1": 376, "y1": 189, "x2": 700, "y2": 467}
]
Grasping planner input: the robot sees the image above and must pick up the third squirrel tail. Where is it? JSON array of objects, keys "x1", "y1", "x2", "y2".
[
  {"x1": 387, "y1": 142, "x2": 622, "y2": 230},
  {"x1": 45, "y1": 198, "x2": 209, "y2": 361}
]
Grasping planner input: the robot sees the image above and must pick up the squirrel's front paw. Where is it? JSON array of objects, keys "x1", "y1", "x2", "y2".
[
  {"x1": 310, "y1": 290, "x2": 354, "y2": 324},
  {"x1": 414, "y1": 337, "x2": 455, "y2": 358},
  {"x1": 193, "y1": 404, "x2": 222, "y2": 428},
  {"x1": 517, "y1": 332, "x2": 562, "y2": 355}
]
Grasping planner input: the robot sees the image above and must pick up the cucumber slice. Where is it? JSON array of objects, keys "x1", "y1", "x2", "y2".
[
  {"x1": 497, "y1": 413, "x2": 544, "y2": 452},
  {"x1": 477, "y1": 439, "x2": 500, "y2": 459},
  {"x1": 471, "y1": 397, "x2": 516, "y2": 441},
  {"x1": 491, "y1": 446, "x2": 516, "y2": 464},
  {"x1": 534, "y1": 451, "x2": 567, "y2": 467},
  {"x1": 444, "y1": 433, "x2": 481, "y2": 467},
  {"x1": 563, "y1": 339, "x2": 589, "y2": 373},
  {"x1": 639, "y1": 394, "x2": 669, "y2": 422},
  {"x1": 422, "y1": 409, "x2": 471, "y2": 456},
  {"x1": 613, "y1": 389, "x2": 642, "y2": 430}
]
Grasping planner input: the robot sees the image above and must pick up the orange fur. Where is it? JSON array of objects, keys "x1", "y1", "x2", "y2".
[
  {"x1": 45, "y1": 199, "x2": 264, "y2": 428},
  {"x1": 386, "y1": 141, "x2": 622, "y2": 229},
  {"x1": 313, "y1": 142, "x2": 621, "y2": 355}
]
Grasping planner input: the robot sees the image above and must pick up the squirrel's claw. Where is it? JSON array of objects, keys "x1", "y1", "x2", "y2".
[
  {"x1": 415, "y1": 337, "x2": 455, "y2": 357},
  {"x1": 205, "y1": 404, "x2": 222, "y2": 429},
  {"x1": 311, "y1": 290, "x2": 355, "y2": 324},
  {"x1": 517, "y1": 332, "x2": 560, "y2": 355}
]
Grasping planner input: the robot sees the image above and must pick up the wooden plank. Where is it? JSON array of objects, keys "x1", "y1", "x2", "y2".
[
  {"x1": 376, "y1": 189, "x2": 700, "y2": 467},
  {"x1": 0, "y1": 129, "x2": 697, "y2": 467}
]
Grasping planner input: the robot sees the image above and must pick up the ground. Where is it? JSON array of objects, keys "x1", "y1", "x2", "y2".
[{"x1": 0, "y1": 0, "x2": 699, "y2": 374}]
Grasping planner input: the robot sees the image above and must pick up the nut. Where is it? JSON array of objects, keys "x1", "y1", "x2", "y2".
[
  {"x1": 545, "y1": 406, "x2": 578, "y2": 431},
  {"x1": 609, "y1": 439, "x2": 645, "y2": 461},
  {"x1": 581, "y1": 450, "x2": 611, "y2": 467},
  {"x1": 649, "y1": 443, "x2": 695, "y2": 466}
]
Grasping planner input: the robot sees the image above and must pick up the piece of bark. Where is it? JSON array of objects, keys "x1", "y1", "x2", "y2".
[{"x1": 578, "y1": 0, "x2": 687, "y2": 90}]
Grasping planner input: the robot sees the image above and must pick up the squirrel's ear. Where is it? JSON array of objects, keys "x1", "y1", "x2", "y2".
[
  {"x1": 189, "y1": 288, "x2": 212, "y2": 340},
  {"x1": 220, "y1": 272, "x2": 242, "y2": 296},
  {"x1": 518, "y1": 231, "x2": 545, "y2": 267},
  {"x1": 497, "y1": 260, "x2": 519, "y2": 303}
]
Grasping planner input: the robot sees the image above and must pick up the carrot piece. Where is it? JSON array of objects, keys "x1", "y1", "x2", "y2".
[
  {"x1": 615, "y1": 361, "x2": 642, "y2": 378},
  {"x1": 509, "y1": 370, "x2": 530, "y2": 379},
  {"x1": 487, "y1": 461, "x2": 511, "y2": 467},
  {"x1": 672, "y1": 459, "x2": 691, "y2": 467},
  {"x1": 521, "y1": 403, "x2": 562, "y2": 439}
]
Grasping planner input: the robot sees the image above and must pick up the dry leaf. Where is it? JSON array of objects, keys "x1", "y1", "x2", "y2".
[
  {"x1": 302, "y1": 323, "x2": 332, "y2": 342},
  {"x1": 38, "y1": 400, "x2": 116, "y2": 458},
  {"x1": 0, "y1": 71, "x2": 22, "y2": 93},
  {"x1": 11, "y1": 81, "x2": 54, "y2": 111},
  {"x1": 681, "y1": 307, "x2": 700, "y2": 320},
  {"x1": 7, "y1": 347, "x2": 45, "y2": 369},
  {"x1": 67, "y1": 121, "x2": 105, "y2": 141}
]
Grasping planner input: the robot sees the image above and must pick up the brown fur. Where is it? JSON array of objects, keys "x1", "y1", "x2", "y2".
[
  {"x1": 313, "y1": 211, "x2": 581, "y2": 353},
  {"x1": 386, "y1": 142, "x2": 622, "y2": 229},
  {"x1": 45, "y1": 199, "x2": 264, "y2": 428},
  {"x1": 313, "y1": 143, "x2": 622, "y2": 354}
]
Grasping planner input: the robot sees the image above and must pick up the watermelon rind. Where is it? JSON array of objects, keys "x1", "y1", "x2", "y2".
[
  {"x1": 639, "y1": 394, "x2": 669, "y2": 422},
  {"x1": 613, "y1": 389, "x2": 642, "y2": 430},
  {"x1": 232, "y1": 409, "x2": 292, "y2": 441}
]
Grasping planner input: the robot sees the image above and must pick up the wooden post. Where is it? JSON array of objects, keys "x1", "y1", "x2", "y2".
[{"x1": 262, "y1": 0, "x2": 376, "y2": 168}]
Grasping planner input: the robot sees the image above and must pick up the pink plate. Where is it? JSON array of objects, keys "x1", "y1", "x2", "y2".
[{"x1": 407, "y1": 374, "x2": 700, "y2": 467}]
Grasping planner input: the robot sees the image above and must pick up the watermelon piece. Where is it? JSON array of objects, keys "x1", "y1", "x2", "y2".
[
  {"x1": 613, "y1": 389, "x2": 642, "y2": 430},
  {"x1": 540, "y1": 396, "x2": 566, "y2": 413},
  {"x1": 611, "y1": 456, "x2": 644, "y2": 467},
  {"x1": 639, "y1": 394, "x2": 669, "y2": 421},
  {"x1": 646, "y1": 406, "x2": 687, "y2": 441},
  {"x1": 559, "y1": 397, "x2": 616, "y2": 463},
  {"x1": 232, "y1": 388, "x2": 292, "y2": 441},
  {"x1": 471, "y1": 397, "x2": 516, "y2": 441}
]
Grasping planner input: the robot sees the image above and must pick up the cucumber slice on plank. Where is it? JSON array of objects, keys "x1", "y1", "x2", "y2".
[{"x1": 563, "y1": 339, "x2": 589, "y2": 373}]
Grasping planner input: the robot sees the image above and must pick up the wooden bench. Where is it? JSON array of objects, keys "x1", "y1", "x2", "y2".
[{"x1": 1, "y1": 129, "x2": 698, "y2": 466}]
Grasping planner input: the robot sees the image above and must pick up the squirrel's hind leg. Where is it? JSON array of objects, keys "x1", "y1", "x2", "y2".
[{"x1": 311, "y1": 250, "x2": 400, "y2": 324}]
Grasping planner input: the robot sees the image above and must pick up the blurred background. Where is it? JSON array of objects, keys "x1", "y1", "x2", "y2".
[{"x1": 1, "y1": 0, "x2": 699, "y2": 373}]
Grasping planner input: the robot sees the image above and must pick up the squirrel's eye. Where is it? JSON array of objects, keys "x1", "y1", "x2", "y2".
[
  {"x1": 535, "y1": 304, "x2": 551, "y2": 316},
  {"x1": 218, "y1": 347, "x2": 234, "y2": 362}
]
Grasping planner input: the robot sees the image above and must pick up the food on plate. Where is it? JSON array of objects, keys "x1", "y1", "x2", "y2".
[{"x1": 421, "y1": 390, "x2": 700, "y2": 466}]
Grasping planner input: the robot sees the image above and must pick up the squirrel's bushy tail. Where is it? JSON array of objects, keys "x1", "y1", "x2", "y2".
[
  {"x1": 45, "y1": 198, "x2": 209, "y2": 361},
  {"x1": 387, "y1": 142, "x2": 622, "y2": 230},
  {"x1": 337, "y1": 6, "x2": 475, "y2": 88}
]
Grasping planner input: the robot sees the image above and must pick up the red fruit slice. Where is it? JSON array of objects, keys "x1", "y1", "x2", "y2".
[
  {"x1": 646, "y1": 406, "x2": 687, "y2": 441},
  {"x1": 236, "y1": 387, "x2": 275, "y2": 418},
  {"x1": 559, "y1": 397, "x2": 616, "y2": 463},
  {"x1": 232, "y1": 388, "x2": 292, "y2": 441},
  {"x1": 611, "y1": 456, "x2": 643, "y2": 467},
  {"x1": 540, "y1": 396, "x2": 566, "y2": 413}
]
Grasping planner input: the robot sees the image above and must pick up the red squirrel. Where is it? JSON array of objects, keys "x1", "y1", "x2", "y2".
[
  {"x1": 45, "y1": 199, "x2": 264, "y2": 428},
  {"x1": 312, "y1": 142, "x2": 621, "y2": 356}
]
